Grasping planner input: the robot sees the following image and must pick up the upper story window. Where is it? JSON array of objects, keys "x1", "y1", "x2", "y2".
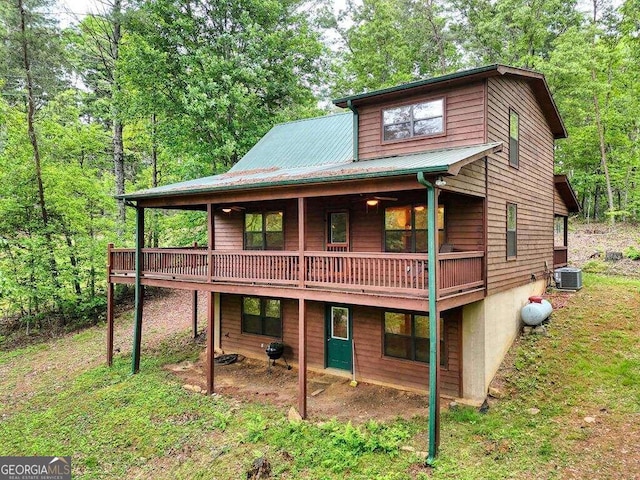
[
  {"x1": 509, "y1": 109, "x2": 519, "y2": 168},
  {"x1": 385, "y1": 205, "x2": 427, "y2": 253},
  {"x1": 384, "y1": 204, "x2": 445, "y2": 253},
  {"x1": 244, "y1": 211, "x2": 284, "y2": 250},
  {"x1": 382, "y1": 98, "x2": 444, "y2": 142}
]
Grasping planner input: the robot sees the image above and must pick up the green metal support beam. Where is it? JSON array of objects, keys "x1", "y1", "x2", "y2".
[
  {"x1": 131, "y1": 206, "x2": 145, "y2": 374},
  {"x1": 417, "y1": 172, "x2": 440, "y2": 465}
]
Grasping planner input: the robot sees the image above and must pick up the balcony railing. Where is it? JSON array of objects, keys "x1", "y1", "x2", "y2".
[{"x1": 108, "y1": 247, "x2": 485, "y2": 298}]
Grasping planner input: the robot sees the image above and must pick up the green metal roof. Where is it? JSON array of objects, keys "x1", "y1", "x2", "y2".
[
  {"x1": 230, "y1": 113, "x2": 353, "y2": 172},
  {"x1": 120, "y1": 142, "x2": 502, "y2": 201}
]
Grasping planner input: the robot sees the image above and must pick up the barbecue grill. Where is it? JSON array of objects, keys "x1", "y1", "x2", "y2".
[{"x1": 265, "y1": 342, "x2": 291, "y2": 371}]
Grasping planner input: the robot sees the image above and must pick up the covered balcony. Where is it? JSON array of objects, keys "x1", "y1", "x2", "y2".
[{"x1": 108, "y1": 246, "x2": 484, "y2": 300}]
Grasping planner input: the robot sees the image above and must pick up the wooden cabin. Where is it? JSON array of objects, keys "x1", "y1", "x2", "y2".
[{"x1": 106, "y1": 64, "x2": 579, "y2": 416}]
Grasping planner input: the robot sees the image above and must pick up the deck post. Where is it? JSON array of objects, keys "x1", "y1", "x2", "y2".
[
  {"x1": 131, "y1": 206, "x2": 145, "y2": 374},
  {"x1": 298, "y1": 298, "x2": 307, "y2": 418},
  {"x1": 192, "y1": 290, "x2": 198, "y2": 338},
  {"x1": 207, "y1": 204, "x2": 214, "y2": 282},
  {"x1": 206, "y1": 291, "x2": 215, "y2": 394},
  {"x1": 106, "y1": 243, "x2": 114, "y2": 366},
  {"x1": 192, "y1": 242, "x2": 198, "y2": 338},
  {"x1": 297, "y1": 197, "x2": 307, "y2": 418},
  {"x1": 214, "y1": 292, "x2": 221, "y2": 351}
]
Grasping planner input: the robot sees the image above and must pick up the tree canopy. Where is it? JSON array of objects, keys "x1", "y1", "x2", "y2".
[{"x1": 0, "y1": 0, "x2": 638, "y2": 325}]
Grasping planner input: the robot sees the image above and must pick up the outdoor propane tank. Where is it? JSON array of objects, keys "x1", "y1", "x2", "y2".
[{"x1": 521, "y1": 296, "x2": 553, "y2": 326}]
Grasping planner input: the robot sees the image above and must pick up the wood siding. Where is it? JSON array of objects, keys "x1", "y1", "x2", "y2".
[
  {"x1": 358, "y1": 82, "x2": 486, "y2": 160},
  {"x1": 554, "y1": 187, "x2": 569, "y2": 216},
  {"x1": 486, "y1": 77, "x2": 555, "y2": 295},
  {"x1": 213, "y1": 200, "x2": 298, "y2": 251},
  {"x1": 219, "y1": 294, "x2": 461, "y2": 396},
  {"x1": 442, "y1": 193, "x2": 484, "y2": 251}
]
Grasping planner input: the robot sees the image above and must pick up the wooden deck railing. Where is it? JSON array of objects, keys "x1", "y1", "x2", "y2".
[{"x1": 109, "y1": 247, "x2": 485, "y2": 298}]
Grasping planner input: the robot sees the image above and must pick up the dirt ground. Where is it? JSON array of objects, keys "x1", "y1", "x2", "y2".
[
  {"x1": 165, "y1": 348, "x2": 432, "y2": 422},
  {"x1": 569, "y1": 221, "x2": 640, "y2": 277}
]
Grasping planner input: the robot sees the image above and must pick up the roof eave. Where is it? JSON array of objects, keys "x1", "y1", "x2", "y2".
[{"x1": 117, "y1": 165, "x2": 454, "y2": 202}]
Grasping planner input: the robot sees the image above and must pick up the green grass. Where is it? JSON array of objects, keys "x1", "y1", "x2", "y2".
[{"x1": 1, "y1": 273, "x2": 639, "y2": 479}]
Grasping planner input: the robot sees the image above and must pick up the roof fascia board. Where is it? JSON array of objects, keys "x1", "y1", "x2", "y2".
[{"x1": 446, "y1": 143, "x2": 503, "y2": 175}]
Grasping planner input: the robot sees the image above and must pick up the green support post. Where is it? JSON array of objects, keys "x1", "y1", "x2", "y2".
[
  {"x1": 132, "y1": 206, "x2": 145, "y2": 374},
  {"x1": 417, "y1": 172, "x2": 440, "y2": 465}
]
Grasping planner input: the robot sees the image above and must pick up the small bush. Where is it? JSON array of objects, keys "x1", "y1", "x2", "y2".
[{"x1": 623, "y1": 246, "x2": 640, "y2": 261}]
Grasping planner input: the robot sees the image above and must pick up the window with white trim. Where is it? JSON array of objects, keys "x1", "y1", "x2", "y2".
[{"x1": 382, "y1": 99, "x2": 444, "y2": 141}]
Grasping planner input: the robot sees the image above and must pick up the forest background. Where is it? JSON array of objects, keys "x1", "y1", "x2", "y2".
[{"x1": 0, "y1": 0, "x2": 638, "y2": 330}]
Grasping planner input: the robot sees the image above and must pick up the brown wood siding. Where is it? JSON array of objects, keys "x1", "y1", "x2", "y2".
[
  {"x1": 441, "y1": 160, "x2": 487, "y2": 198},
  {"x1": 554, "y1": 188, "x2": 569, "y2": 216},
  {"x1": 305, "y1": 196, "x2": 383, "y2": 252},
  {"x1": 486, "y1": 77, "x2": 555, "y2": 295},
  {"x1": 213, "y1": 200, "x2": 298, "y2": 251},
  {"x1": 443, "y1": 194, "x2": 484, "y2": 251},
  {"x1": 219, "y1": 294, "x2": 461, "y2": 396},
  {"x1": 220, "y1": 295, "x2": 301, "y2": 360},
  {"x1": 358, "y1": 83, "x2": 486, "y2": 160}
]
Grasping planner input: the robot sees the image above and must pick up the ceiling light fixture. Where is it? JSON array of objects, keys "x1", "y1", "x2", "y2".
[
  {"x1": 221, "y1": 207, "x2": 232, "y2": 213},
  {"x1": 435, "y1": 175, "x2": 447, "y2": 187},
  {"x1": 366, "y1": 199, "x2": 379, "y2": 207}
]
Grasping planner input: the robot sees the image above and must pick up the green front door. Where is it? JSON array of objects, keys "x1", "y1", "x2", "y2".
[{"x1": 326, "y1": 305, "x2": 352, "y2": 371}]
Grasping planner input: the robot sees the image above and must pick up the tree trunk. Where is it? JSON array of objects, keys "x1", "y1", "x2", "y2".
[
  {"x1": 151, "y1": 113, "x2": 159, "y2": 248},
  {"x1": 19, "y1": 0, "x2": 61, "y2": 307},
  {"x1": 112, "y1": 0, "x2": 126, "y2": 234},
  {"x1": 591, "y1": 70, "x2": 615, "y2": 225},
  {"x1": 114, "y1": 119, "x2": 125, "y2": 232},
  {"x1": 63, "y1": 230, "x2": 82, "y2": 298}
]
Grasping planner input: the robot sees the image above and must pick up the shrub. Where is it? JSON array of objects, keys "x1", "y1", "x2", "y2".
[{"x1": 623, "y1": 246, "x2": 640, "y2": 261}]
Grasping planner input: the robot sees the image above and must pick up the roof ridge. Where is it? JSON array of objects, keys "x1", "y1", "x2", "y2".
[{"x1": 271, "y1": 111, "x2": 351, "y2": 128}]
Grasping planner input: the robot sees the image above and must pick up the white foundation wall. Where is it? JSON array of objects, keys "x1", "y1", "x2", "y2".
[{"x1": 462, "y1": 279, "x2": 547, "y2": 403}]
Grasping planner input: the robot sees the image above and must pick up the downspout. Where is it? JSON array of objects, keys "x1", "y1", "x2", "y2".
[
  {"x1": 417, "y1": 172, "x2": 439, "y2": 465},
  {"x1": 347, "y1": 99, "x2": 359, "y2": 161}
]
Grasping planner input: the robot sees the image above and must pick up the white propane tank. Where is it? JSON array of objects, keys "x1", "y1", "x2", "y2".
[{"x1": 521, "y1": 296, "x2": 553, "y2": 326}]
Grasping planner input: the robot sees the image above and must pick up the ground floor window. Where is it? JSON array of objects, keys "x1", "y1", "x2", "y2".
[
  {"x1": 242, "y1": 297, "x2": 282, "y2": 337},
  {"x1": 383, "y1": 311, "x2": 445, "y2": 365}
]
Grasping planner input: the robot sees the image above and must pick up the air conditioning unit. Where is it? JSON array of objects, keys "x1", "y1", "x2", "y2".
[{"x1": 554, "y1": 267, "x2": 583, "y2": 290}]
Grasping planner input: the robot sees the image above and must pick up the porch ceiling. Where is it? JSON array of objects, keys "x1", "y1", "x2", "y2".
[{"x1": 118, "y1": 142, "x2": 502, "y2": 202}]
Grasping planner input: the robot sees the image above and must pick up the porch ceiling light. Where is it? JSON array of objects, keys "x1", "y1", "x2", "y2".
[
  {"x1": 435, "y1": 175, "x2": 447, "y2": 187},
  {"x1": 366, "y1": 199, "x2": 379, "y2": 207},
  {"x1": 222, "y1": 207, "x2": 233, "y2": 213}
]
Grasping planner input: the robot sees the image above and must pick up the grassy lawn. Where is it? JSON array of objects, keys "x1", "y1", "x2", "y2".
[{"x1": 1, "y1": 274, "x2": 639, "y2": 479}]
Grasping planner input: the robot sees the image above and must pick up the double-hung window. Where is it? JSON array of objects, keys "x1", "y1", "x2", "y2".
[
  {"x1": 509, "y1": 109, "x2": 519, "y2": 168},
  {"x1": 244, "y1": 211, "x2": 284, "y2": 250},
  {"x1": 384, "y1": 205, "x2": 427, "y2": 253},
  {"x1": 242, "y1": 297, "x2": 282, "y2": 337},
  {"x1": 382, "y1": 98, "x2": 444, "y2": 141},
  {"x1": 383, "y1": 312, "x2": 445, "y2": 365}
]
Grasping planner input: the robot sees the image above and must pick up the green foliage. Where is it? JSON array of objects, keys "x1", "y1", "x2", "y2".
[
  {"x1": 581, "y1": 259, "x2": 609, "y2": 273},
  {"x1": 624, "y1": 246, "x2": 640, "y2": 260}
]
